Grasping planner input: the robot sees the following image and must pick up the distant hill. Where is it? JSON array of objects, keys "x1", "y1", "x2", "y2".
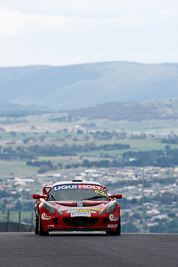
[
  {"x1": 0, "y1": 61, "x2": 178, "y2": 110},
  {"x1": 67, "y1": 99, "x2": 178, "y2": 121},
  {"x1": 1, "y1": 99, "x2": 178, "y2": 121},
  {"x1": 0, "y1": 101, "x2": 51, "y2": 117}
]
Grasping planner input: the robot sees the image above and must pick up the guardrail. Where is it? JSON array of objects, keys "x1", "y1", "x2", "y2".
[{"x1": 0, "y1": 210, "x2": 34, "y2": 232}]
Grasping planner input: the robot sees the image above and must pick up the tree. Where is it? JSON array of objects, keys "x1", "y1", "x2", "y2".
[
  {"x1": 10, "y1": 131, "x2": 17, "y2": 137},
  {"x1": 122, "y1": 222, "x2": 140, "y2": 233},
  {"x1": 1, "y1": 199, "x2": 7, "y2": 213},
  {"x1": 14, "y1": 200, "x2": 22, "y2": 210}
]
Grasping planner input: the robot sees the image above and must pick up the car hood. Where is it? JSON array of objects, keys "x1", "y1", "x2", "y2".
[{"x1": 48, "y1": 200, "x2": 109, "y2": 212}]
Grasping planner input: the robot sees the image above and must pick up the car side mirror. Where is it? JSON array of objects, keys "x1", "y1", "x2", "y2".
[
  {"x1": 109, "y1": 194, "x2": 122, "y2": 200},
  {"x1": 33, "y1": 194, "x2": 46, "y2": 199},
  {"x1": 115, "y1": 194, "x2": 122, "y2": 199}
]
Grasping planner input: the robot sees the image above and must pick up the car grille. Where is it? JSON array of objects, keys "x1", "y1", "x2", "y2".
[
  {"x1": 63, "y1": 217, "x2": 98, "y2": 227},
  {"x1": 53, "y1": 218, "x2": 58, "y2": 225},
  {"x1": 103, "y1": 218, "x2": 109, "y2": 224}
]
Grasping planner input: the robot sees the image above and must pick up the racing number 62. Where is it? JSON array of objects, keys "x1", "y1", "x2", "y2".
[{"x1": 95, "y1": 190, "x2": 105, "y2": 195}]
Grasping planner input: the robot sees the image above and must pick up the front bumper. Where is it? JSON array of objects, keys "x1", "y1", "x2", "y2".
[{"x1": 41, "y1": 213, "x2": 119, "y2": 232}]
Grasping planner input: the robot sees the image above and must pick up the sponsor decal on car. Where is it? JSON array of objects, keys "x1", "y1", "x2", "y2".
[
  {"x1": 109, "y1": 214, "x2": 119, "y2": 221},
  {"x1": 53, "y1": 184, "x2": 103, "y2": 191},
  {"x1": 71, "y1": 212, "x2": 91, "y2": 217},
  {"x1": 58, "y1": 207, "x2": 103, "y2": 213},
  {"x1": 53, "y1": 185, "x2": 78, "y2": 191},
  {"x1": 107, "y1": 224, "x2": 118, "y2": 228},
  {"x1": 47, "y1": 225, "x2": 55, "y2": 229},
  {"x1": 41, "y1": 213, "x2": 51, "y2": 220},
  {"x1": 68, "y1": 209, "x2": 96, "y2": 214},
  {"x1": 78, "y1": 185, "x2": 103, "y2": 190}
]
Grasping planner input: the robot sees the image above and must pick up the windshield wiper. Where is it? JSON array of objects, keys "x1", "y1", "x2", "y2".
[{"x1": 83, "y1": 195, "x2": 108, "y2": 200}]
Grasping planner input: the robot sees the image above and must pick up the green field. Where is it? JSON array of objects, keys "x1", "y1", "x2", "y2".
[
  {"x1": 0, "y1": 160, "x2": 39, "y2": 177},
  {"x1": 95, "y1": 119, "x2": 178, "y2": 134},
  {"x1": 0, "y1": 138, "x2": 178, "y2": 177},
  {"x1": 0, "y1": 113, "x2": 178, "y2": 177}
]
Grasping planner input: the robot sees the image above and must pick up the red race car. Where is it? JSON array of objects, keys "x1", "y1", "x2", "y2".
[{"x1": 33, "y1": 178, "x2": 122, "y2": 235}]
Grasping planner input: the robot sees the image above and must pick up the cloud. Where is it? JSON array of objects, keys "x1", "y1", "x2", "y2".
[
  {"x1": 1, "y1": 0, "x2": 178, "y2": 37},
  {"x1": 0, "y1": 5, "x2": 74, "y2": 37},
  {"x1": 0, "y1": 0, "x2": 178, "y2": 66},
  {"x1": 2, "y1": 0, "x2": 178, "y2": 17},
  {"x1": 0, "y1": 6, "x2": 23, "y2": 36}
]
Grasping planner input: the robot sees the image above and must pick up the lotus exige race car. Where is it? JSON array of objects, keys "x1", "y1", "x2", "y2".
[{"x1": 33, "y1": 179, "x2": 122, "y2": 235}]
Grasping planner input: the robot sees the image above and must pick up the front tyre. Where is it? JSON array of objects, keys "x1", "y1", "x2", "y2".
[
  {"x1": 34, "y1": 214, "x2": 38, "y2": 234},
  {"x1": 111, "y1": 217, "x2": 121, "y2": 236},
  {"x1": 38, "y1": 215, "x2": 49, "y2": 236}
]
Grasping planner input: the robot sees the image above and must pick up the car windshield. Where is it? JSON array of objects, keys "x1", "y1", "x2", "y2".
[{"x1": 47, "y1": 184, "x2": 109, "y2": 201}]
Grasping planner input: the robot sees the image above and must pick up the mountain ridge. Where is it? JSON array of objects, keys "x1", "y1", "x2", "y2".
[
  {"x1": 0, "y1": 61, "x2": 178, "y2": 110},
  {"x1": 67, "y1": 99, "x2": 178, "y2": 121}
]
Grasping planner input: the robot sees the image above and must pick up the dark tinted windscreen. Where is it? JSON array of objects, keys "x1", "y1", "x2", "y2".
[{"x1": 47, "y1": 185, "x2": 108, "y2": 201}]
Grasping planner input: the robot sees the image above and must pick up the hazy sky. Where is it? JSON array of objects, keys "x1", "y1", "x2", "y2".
[{"x1": 0, "y1": 0, "x2": 178, "y2": 67}]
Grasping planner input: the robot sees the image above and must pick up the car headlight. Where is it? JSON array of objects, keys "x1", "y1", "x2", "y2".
[
  {"x1": 43, "y1": 202, "x2": 56, "y2": 214},
  {"x1": 57, "y1": 209, "x2": 64, "y2": 216},
  {"x1": 98, "y1": 209, "x2": 104, "y2": 216},
  {"x1": 105, "y1": 201, "x2": 117, "y2": 214}
]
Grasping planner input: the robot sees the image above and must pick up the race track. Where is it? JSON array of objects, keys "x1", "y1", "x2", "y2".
[{"x1": 0, "y1": 232, "x2": 177, "y2": 267}]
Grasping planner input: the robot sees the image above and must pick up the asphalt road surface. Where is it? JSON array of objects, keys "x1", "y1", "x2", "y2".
[{"x1": 0, "y1": 232, "x2": 178, "y2": 267}]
